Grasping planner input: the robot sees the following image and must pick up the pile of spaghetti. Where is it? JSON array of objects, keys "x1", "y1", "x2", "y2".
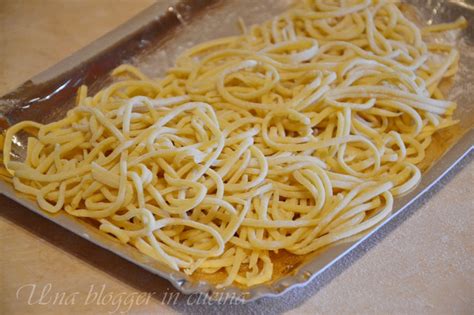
[{"x1": 2, "y1": 0, "x2": 466, "y2": 287}]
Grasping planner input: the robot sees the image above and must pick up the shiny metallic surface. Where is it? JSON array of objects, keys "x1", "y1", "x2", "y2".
[{"x1": 0, "y1": 0, "x2": 472, "y2": 302}]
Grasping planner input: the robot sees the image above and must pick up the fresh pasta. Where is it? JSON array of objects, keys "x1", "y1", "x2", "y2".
[{"x1": 1, "y1": 0, "x2": 467, "y2": 287}]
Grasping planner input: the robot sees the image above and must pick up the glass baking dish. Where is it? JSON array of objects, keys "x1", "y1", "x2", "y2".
[{"x1": 0, "y1": 0, "x2": 472, "y2": 302}]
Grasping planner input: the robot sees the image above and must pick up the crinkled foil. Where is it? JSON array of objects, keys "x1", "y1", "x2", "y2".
[{"x1": 0, "y1": 0, "x2": 472, "y2": 302}]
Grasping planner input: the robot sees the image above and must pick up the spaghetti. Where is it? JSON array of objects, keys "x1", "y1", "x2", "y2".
[{"x1": 1, "y1": 0, "x2": 466, "y2": 287}]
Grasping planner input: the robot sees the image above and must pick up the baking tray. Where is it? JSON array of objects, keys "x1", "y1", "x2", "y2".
[{"x1": 0, "y1": 0, "x2": 473, "y2": 302}]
